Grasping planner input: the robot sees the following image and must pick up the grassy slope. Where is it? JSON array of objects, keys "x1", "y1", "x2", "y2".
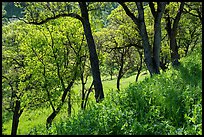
[
  {"x1": 26, "y1": 49, "x2": 201, "y2": 135},
  {"x1": 3, "y1": 49, "x2": 201, "y2": 135},
  {"x1": 2, "y1": 68, "x2": 149, "y2": 135}
]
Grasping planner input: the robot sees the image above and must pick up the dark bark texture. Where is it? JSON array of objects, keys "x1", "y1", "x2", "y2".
[
  {"x1": 165, "y1": 2, "x2": 185, "y2": 66},
  {"x1": 151, "y1": 2, "x2": 166, "y2": 74},
  {"x1": 120, "y1": 2, "x2": 166, "y2": 76},
  {"x1": 11, "y1": 99, "x2": 23, "y2": 135},
  {"x1": 79, "y1": 2, "x2": 104, "y2": 102},
  {"x1": 135, "y1": 50, "x2": 143, "y2": 82},
  {"x1": 117, "y1": 49, "x2": 125, "y2": 91}
]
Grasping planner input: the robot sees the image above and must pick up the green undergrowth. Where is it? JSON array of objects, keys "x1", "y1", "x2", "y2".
[
  {"x1": 4, "y1": 49, "x2": 202, "y2": 135},
  {"x1": 2, "y1": 67, "x2": 149, "y2": 135},
  {"x1": 27, "y1": 49, "x2": 202, "y2": 135}
]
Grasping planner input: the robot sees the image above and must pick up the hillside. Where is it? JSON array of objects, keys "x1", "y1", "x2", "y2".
[
  {"x1": 27, "y1": 48, "x2": 202, "y2": 135},
  {"x1": 2, "y1": 2, "x2": 202, "y2": 135}
]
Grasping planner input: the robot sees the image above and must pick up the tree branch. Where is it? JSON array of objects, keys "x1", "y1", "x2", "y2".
[
  {"x1": 110, "y1": 43, "x2": 143, "y2": 50},
  {"x1": 119, "y1": 2, "x2": 139, "y2": 26},
  {"x1": 27, "y1": 13, "x2": 83, "y2": 25},
  {"x1": 183, "y1": 8, "x2": 200, "y2": 18},
  {"x1": 149, "y1": 2, "x2": 156, "y2": 18},
  {"x1": 172, "y1": 2, "x2": 185, "y2": 34}
]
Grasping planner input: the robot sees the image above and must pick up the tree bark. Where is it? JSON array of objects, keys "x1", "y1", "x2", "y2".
[
  {"x1": 46, "y1": 78, "x2": 75, "y2": 129},
  {"x1": 110, "y1": 70, "x2": 113, "y2": 80},
  {"x1": 165, "y1": 2, "x2": 184, "y2": 66},
  {"x1": 79, "y1": 2, "x2": 104, "y2": 102},
  {"x1": 83, "y1": 81, "x2": 94, "y2": 110},
  {"x1": 11, "y1": 99, "x2": 23, "y2": 135},
  {"x1": 152, "y1": 2, "x2": 166, "y2": 74},
  {"x1": 170, "y1": 36, "x2": 180, "y2": 66},
  {"x1": 120, "y1": 2, "x2": 166, "y2": 76},
  {"x1": 116, "y1": 49, "x2": 125, "y2": 91},
  {"x1": 10, "y1": 76, "x2": 24, "y2": 135},
  {"x1": 67, "y1": 91, "x2": 71, "y2": 117},
  {"x1": 136, "y1": 50, "x2": 143, "y2": 82},
  {"x1": 136, "y1": 2, "x2": 156, "y2": 76},
  {"x1": 80, "y1": 72, "x2": 86, "y2": 110},
  {"x1": 46, "y1": 107, "x2": 60, "y2": 129},
  {"x1": 152, "y1": 16, "x2": 161, "y2": 74}
]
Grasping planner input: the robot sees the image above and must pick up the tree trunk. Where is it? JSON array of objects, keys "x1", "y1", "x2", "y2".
[
  {"x1": 117, "y1": 50, "x2": 124, "y2": 91},
  {"x1": 136, "y1": 50, "x2": 143, "y2": 82},
  {"x1": 79, "y1": 2, "x2": 104, "y2": 102},
  {"x1": 136, "y1": 2, "x2": 155, "y2": 76},
  {"x1": 11, "y1": 99, "x2": 23, "y2": 135},
  {"x1": 46, "y1": 109, "x2": 59, "y2": 129},
  {"x1": 110, "y1": 64, "x2": 113, "y2": 80},
  {"x1": 80, "y1": 73, "x2": 85, "y2": 110},
  {"x1": 165, "y1": 2, "x2": 184, "y2": 66},
  {"x1": 165, "y1": 16, "x2": 180, "y2": 66},
  {"x1": 67, "y1": 91, "x2": 71, "y2": 117},
  {"x1": 120, "y1": 2, "x2": 166, "y2": 76},
  {"x1": 120, "y1": 2, "x2": 153, "y2": 75},
  {"x1": 153, "y1": 19, "x2": 161, "y2": 74},
  {"x1": 46, "y1": 79, "x2": 75, "y2": 128},
  {"x1": 152, "y1": 2, "x2": 166, "y2": 74},
  {"x1": 170, "y1": 36, "x2": 180, "y2": 66},
  {"x1": 150, "y1": 2, "x2": 166, "y2": 74},
  {"x1": 116, "y1": 71, "x2": 122, "y2": 91},
  {"x1": 83, "y1": 81, "x2": 94, "y2": 110}
]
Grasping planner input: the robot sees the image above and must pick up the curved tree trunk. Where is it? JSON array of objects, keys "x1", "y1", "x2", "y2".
[
  {"x1": 46, "y1": 79, "x2": 75, "y2": 129},
  {"x1": 83, "y1": 81, "x2": 94, "y2": 110},
  {"x1": 117, "y1": 50, "x2": 124, "y2": 91},
  {"x1": 152, "y1": 3, "x2": 165, "y2": 74},
  {"x1": 11, "y1": 100, "x2": 20, "y2": 135},
  {"x1": 116, "y1": 65, "x2": 123, "y2": 91},
  {"x1": 46, "y1": 109, "x2": 59, "y2": 129},
  {"x1": 79, "y1": 2, "x2": 104, "y2": 102}
]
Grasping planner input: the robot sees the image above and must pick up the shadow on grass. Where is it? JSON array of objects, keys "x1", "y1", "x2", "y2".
[{"x1": 178, "y1": 63, "x2": 202, "y2": 87}]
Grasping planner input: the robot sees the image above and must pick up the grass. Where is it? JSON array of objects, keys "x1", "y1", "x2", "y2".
[
  {"x1": 2, "y1": 69, "x2": 149, "y2": 135},
  {"x1": 25, "y1": 48, "x2": 201, "y2": 135},
  {"x1": 3, "y1": 48, "x2": 201, "y2": 135}
]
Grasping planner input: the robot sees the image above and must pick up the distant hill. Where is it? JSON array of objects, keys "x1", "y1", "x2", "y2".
[{"x1": 3, "y1": 2, "x2": 24, "y2": 18}]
